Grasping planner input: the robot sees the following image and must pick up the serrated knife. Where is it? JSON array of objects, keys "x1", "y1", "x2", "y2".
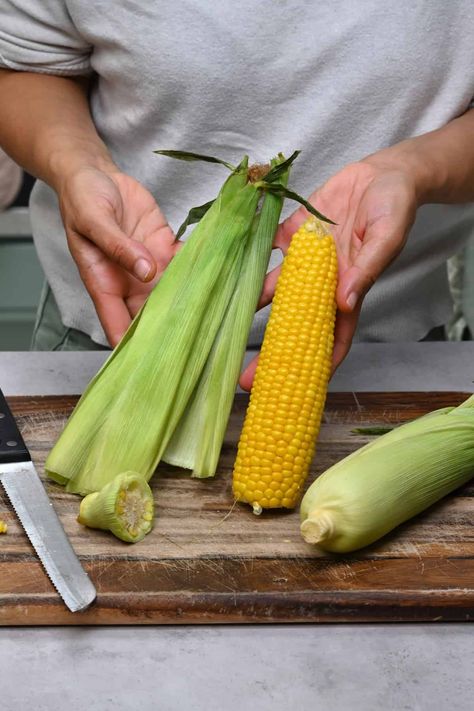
[{"x1": 0, "y1": 388, "x2": 96, "y2": 612}]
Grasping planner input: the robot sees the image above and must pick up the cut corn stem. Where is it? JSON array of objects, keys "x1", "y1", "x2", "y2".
[
  {"x1": 299, "y1": 510, "x2": 334, "y2": 544},
  {"x1": 232, "y1": 217, "x2": 338, "y2": 510},
  {"x1": 300, "y1": 394, "x2": 474, "y2": 553},
  {"x1": 78, "y1": 471, "x2": 154, "y2": 543}
]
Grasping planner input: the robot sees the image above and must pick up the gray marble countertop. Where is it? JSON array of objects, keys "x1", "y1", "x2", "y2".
[
  {"x1": 3, "y1": 341, "x2": 474, "y2": 396},
  {"x1": 1, "y1": 344, "x2": 473, "y2": 711}
]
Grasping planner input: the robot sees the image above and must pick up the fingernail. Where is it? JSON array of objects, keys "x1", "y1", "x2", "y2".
[
  {"x1": 134, "y1": 258, "x2": 152, "y2": 281},
  {"x1": 346, "y1": 291, "x2": 358, "y2": 310}
]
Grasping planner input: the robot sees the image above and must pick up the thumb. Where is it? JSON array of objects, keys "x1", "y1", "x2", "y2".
[
  {"x1": 273, "y1": 205, "x2": 309, "y2": 252},
  {"x1": 71, "y1": 208, "x2": 157, "y2": 282}
]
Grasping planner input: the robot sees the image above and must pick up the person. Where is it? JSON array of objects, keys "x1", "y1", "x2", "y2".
[{"x1": 0, "y1": 2, "x2": 473, "y2": 386}]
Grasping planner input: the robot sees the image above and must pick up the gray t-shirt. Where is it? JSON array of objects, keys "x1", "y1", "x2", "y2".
[{"x1": 1, "y1": 1, "x2": 474, "y2": 347}]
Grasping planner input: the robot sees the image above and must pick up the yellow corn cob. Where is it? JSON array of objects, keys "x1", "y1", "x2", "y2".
[
  {"x1": 0, "y1": 519, "x2": 7, "y2": 534},
  {"x1": 232, "y1": 216, "x2": 338, "y2": 513}
]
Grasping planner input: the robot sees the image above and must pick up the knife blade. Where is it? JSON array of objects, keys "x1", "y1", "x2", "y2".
[{"x1": 0, "y1": 388, "x2": 96, "y2": 612}]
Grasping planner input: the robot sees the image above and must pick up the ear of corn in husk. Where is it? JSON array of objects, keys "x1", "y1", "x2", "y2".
[
  {"x1": 78, "y1": 471, "x2": 154, "y2": 543},
  {"x1": 300, "y1": 394, "x2": 474, "y2": 553},
  {"x1": 45, "y1": 151, "x2": 331, "y2": 495},
  {"x1": 232, "y1": 216, "x2": 338, "y2": 512}
]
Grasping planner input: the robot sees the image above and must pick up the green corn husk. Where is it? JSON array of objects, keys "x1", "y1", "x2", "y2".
[
  {"x1": 46, "y1": 161, "x2": 259, "y2": 494},
  {"x1": 161, "y1": 158, "x2": 289, "y2": 477},
  {"x1": 46, "y1": 150, "x2": 318, "y2": 495},
  {"x1": 300, "y1": 394, "x2": 474, "y2": 553},
  {"x1": 78, "y1": 471, "x2": 154, "y2": 543}
]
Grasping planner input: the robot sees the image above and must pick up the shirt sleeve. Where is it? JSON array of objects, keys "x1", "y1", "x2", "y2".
[{"x1": 0, "y1": 0, "x2": 92, "y2": 75}]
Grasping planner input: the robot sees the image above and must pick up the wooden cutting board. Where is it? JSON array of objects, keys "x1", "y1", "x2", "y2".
[{"x1": 1, "y1": 392, "x2": 473, "y2": 625}]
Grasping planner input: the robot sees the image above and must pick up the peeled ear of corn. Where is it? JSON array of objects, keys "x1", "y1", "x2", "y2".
[
  {"x1": 232, "y1": 216, "x2": 338, "y2": 512},
  {"x1": 300, "y1": 394, "x2": 474, "y2": 553},
  {"x1": 0, "y1": 519, "x2": 7, "y2": 534},
  {"x1": 78, "y1": 471, "x2": 154, "y2": 543},
  {"x1": 45, "y1": 150, "x2": 331, "y2": 495}
]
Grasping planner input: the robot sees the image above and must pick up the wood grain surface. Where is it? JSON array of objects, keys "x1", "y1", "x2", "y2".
[{"x1": 1, "y1": 392, "x2": 473, "y2": 625}]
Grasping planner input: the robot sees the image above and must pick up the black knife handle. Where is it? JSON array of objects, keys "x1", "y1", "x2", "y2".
[{"x1": 0, "y1": 388, "x2": 31, "y2": 464}]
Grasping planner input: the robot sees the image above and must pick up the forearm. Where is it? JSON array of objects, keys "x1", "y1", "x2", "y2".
[
  {"x1": 0, "y1": 69, "x2": 117, "y2": 192},
  {"x1": 364, "y1": 108, "x2": 474, "y2": 205}
]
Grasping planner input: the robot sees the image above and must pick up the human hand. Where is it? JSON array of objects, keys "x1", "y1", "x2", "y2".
[
  {"x1": 57, "y1": 166, "x2": 178, "y2": 346},
  {"x1": 240, "y1": 158, "x2": 418, "y2": 390}
]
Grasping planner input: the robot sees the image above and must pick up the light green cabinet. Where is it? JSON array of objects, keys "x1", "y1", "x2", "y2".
[{"x1": 0, "y1": 209, "x2": 44, "y2": 350}]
